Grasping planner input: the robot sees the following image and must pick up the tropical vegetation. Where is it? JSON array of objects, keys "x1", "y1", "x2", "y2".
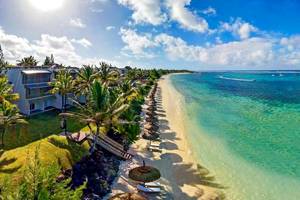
[
  {"x1": 17, "y1": 56, "x2": 38, "y2": 67},
  {"x1": 0, "y1": 51, "x2": 191, "y2": 198}
]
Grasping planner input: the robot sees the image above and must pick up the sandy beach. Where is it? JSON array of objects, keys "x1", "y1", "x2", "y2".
[{"x1": 107, "y1": 74, "x2": 223, "y2": 200}]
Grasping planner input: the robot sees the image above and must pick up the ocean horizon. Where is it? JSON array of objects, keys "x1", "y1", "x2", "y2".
[{"x1": 170, "y1": 72, "x2": 300, "y2": 200}]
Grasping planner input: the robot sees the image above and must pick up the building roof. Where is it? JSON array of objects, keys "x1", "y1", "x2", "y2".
[{"x1": 22, "y1": 70, "x2": 51, "y2": 75}]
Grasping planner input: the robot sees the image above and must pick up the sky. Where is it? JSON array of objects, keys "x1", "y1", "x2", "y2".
[{"x1": 0, "y1": 0, "x2": 300, "y2": 70}]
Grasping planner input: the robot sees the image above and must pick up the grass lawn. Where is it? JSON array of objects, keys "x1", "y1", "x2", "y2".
[
  {"x1": 3, "y1": 109, "x2": 85, "y2": 150},
  {"x1": 0, "y1": 109, "x2": 89, "y2": 185}
]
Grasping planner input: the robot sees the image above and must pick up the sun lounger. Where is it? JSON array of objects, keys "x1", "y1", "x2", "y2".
[
  {"x1": 145, "y1": 182, "x2": 161, "y2": 188},
  {"x1": 150, "y1": 144, "x2": 160, "y2": 148},
  {"x1": 149, "y1": 141, "x2": 160, "y2": 148},
  {"x1": 137, "y1": 184, "x2": 161, "y2": 193},
  {"x1": 147, "y1": 146, "x2": 162, "y2": 153}
]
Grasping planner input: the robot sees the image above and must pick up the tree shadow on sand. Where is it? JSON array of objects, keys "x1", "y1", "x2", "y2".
[{"x1": 150, "y1": 106, "x2": 227, "y2": 199}]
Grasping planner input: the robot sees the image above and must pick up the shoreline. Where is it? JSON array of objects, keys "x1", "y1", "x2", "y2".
[{"x1": 108, "y1": 74, "x2": 222, "y2": 199}]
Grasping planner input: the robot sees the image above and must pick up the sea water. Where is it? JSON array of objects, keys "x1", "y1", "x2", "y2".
[{"x1": 170, "y1": 72, "x2": 300, "y2": 200}]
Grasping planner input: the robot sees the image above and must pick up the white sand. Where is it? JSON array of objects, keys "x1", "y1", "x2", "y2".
[{"x1": 107, "y1": 75, "x2": 223, "y2": 200}]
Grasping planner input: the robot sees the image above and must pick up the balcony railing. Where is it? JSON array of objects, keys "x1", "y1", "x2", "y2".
[{"x1": 26, "y1": 87, "x2": 54, "y2": 99}]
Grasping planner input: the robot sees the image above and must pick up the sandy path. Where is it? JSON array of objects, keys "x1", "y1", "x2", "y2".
[{"x1": 107, "y1": 75, "x2": 223, "y2": 200}]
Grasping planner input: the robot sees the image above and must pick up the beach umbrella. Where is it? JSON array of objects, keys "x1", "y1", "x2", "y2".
[
  {"x1": 144, "y1": 123, "x2": 159, "y2": 130},
  {"x1": 147, "y1": 103, "x2": 156, "y2": 107},
  {"x1": 109, "y1": 193, "x2": 147, "y2": 200},
  {"x1": 142, "y1": 132, "x2": 160, "y2": 140},
  {"x1": 145, "y1": 117, "x2": 158, "y2": 123},
  {"x1": 145, "y1": 121, "x2": 159, "y2": 128},
  {"x1": 147, "y1": 99, "x2": 156, "y2": 104},
  {"x1": 144, "y1": 124, "x2": 159, "y2": 131},
  {"x1": 128, "y1": 161, "x2": 161, "y2": 183},
  {"x1": 146, "y1": 107, "x2": 156, "y2": 112},
  {"x1": 145, "y1": 110, "x2": 156, "y2": 116}
]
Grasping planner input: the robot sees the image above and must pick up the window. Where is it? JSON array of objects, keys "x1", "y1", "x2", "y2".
[{"x1": 30, "y1": 103, "x2": 35, "y2": 110}]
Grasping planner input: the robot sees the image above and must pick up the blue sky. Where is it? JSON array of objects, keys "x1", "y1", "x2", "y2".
[{"x1": 0, "y1": 0, "x2": 300, "y2": 70}]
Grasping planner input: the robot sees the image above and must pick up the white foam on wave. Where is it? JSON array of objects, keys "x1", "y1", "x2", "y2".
[{"x1": 218, "y1": 75, "x2": 255, "y2": 82}]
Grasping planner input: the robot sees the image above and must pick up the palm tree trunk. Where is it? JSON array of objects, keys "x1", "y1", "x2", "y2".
[
  {"x1": 61, "y1": 94, "x2": 67, "y2": 135},
  {"x1": 61, "y1": 95, "x2": 64, "y2": 112},
  {"x1": 1, "y1": 128, "x2": 5, "y2": 149},
  {"x1": 90, "y1": 125, "x2": 99, "y2": 154}
]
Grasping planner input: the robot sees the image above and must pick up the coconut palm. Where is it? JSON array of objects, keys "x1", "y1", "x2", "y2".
[
  {"x1": 0, "y1": 100, "x2": 27, "y2": 148},
  {"x1": 98, "y1": 62, "x2": 119, "y2": 85},
  {"x1": 73, "y1": 65, "x2": 99, "y2": 97},
  {"x1": 50, "y1": 70, "x2": 74, "y2": 112},
  {"x1": 118, "y1": 80, "x2": 138, "y2": 103},
  {"x1": 43, "y1": 54, "x2": 55, "y2": 66},
  {"x1": 17, "y1": 56, "x2": 38, "y2": 67},
  {"x1": 62, "y1": 81, "x2": 129, "y2": 153},
  {"x1": 0, "y1": 76, "x2": 19, "y2": 103},
  {"x1": 50, "y1": 70, "x2": 74, "y2": 135}
]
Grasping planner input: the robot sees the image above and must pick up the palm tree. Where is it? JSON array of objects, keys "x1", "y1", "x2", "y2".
[
  {"x1": 0, "y1": 100, "x2": 27, "y2": 148},
  {"x1": 43, "y1": 54, "x2": 55, "y2": 66},
  {"x1": 73, "y1": 65, "x2": 99, "y2": 97},
  {"x1": 0, "y1": 76, "x2": 19, "y2": 103},
  {"x1": 0, "y1": 45, "x2": 9, "y2": 75},
  {"x1": 62, "y1": 81, "x2": 129, "y2": 153},
  {"x1": 118, "y1": 80, "x2": 137, "y2": 103},
  {"x1": 17, "y1": 56, "x2": 38, "y2": 67},
  {"x1": 98, "y1": 62, "x2": 119, "y2": 86},
  {"x1": 49, "y1": 70, "x2": 74, "y2": 135}
]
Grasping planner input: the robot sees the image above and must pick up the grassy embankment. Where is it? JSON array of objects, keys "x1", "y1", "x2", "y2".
[{"x1": 0, "y1": 109, "x2": 89, "y2": 185}]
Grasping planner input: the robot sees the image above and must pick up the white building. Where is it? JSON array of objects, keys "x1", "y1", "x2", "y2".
[{"x1": 7, "y1": 66, "x2": 79, "y2": 115}]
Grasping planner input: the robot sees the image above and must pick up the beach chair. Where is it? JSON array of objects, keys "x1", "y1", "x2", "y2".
[
  {"x1": 145, "y1": 182, "x2": 161, "y2": 188},
  {"x1": 137, "y1": 184, "x2": 161, "y2": 193},
  {"x1": 147, "y1": 146, "x2": 162, "y2": 153},
  {"x1": 149, "y1": 141, "x2": 160, "y2": 148}
]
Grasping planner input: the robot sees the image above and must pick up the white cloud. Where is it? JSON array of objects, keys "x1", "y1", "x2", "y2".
[
  {"x1": 280, "y1": 36, "x2": 300, "y2": 51},
  {"x1": 279, "y1": 35, "x2": 300, "y2": 65},
  {"x1": 106, "y1": 26, "x2": 116, "y2": 31},
  {"x1": 90, "y1": 0, "x2": 107, "y2": 3},
  {"x1": 119, "y1": 28, "x2": 157, "y2": 58},
  {"x1": 90, "y1": 8, "x2": 103, "y2": 13},
  {"x1": 71, "y1": 38, "x2": 92, "y2": 48},
  {"x1": 155, "y1": 34, "x2": 275, "y2": 66},
  {"x1": 221, "y1": 18, "x2": 258, "y2": 40},
  {"x1": 118, "y1": 27, "x2": 300, "y2": 68},
  {"x1": 202, "y1": 7, "x2": 216, "y2": 15},
  {"x1": 165, "y1": 0, "x2": 209, "y2": 33},
  {"x1": 0, "y1": 27, "x2": 113, "y2": 67},
  {"x1": 118, "y1": 0, "x2": 167, "y2": 25},
  {"x1": 69, "y1": 18, "x2": 86, "y2": 28}
]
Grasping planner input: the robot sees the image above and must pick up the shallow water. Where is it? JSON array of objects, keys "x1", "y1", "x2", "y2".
[{"x1": 170, "y1": 72, "x2": 300, "y2": 200}]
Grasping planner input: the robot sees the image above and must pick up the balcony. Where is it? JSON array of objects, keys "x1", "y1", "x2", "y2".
[
  {"x1": 22, "y1": 70, "x2": 51, "y2": 84},
  {"x1": 26, "y1": 87, "x2": 54, "y2": 99}
]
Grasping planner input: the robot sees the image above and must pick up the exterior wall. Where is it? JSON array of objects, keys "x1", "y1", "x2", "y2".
[{"x1": 6, "y1": 68, "x2": 30, "y2": 115}]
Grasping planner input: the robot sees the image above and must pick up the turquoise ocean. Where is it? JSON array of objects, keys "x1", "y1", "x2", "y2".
[{"x1": 170, "y1": 72, "x2": 300, "y2": 200}]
